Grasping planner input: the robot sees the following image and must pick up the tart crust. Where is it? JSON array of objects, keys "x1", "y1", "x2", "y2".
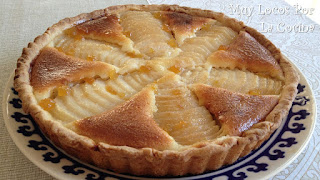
[
  {"x1": 14, "y1": 4, "x2": 299, "y2": 176},
  {"x1": 71, "y1": 87, "x2": 178, "y2": 150},
  {"x1": 207, "y1": 31, "x2": 284, "y2": 80},
  {"x1": 30, "y1": 47, "x2": 114, "y2": 92},
  {"x1": 192, "y1": 84, "x2": 280, "y2": 136}
]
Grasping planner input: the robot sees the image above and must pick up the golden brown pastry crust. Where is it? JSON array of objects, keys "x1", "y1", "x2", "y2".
[
  {"x1": 73, "y1": 14, "x2": 133, "y2": 49},
  {"x1": 30, "y1": 47, "x2": 113, "y2": 92},
  {"x1": 192, "y1": 84, "x2": 279, "y2": 136},
  {"x1": 14, "y1": 4, "x2": 299, "y2": 176},
  {"x1": 207, "y1": 31, "x2": 284, "y2": 80},
  {"x1": 158, "y1": 11, "x2": 212, "y2": 44},
  {"x1": 73, "y1": 87, "x2": 175, "y2": 150}
]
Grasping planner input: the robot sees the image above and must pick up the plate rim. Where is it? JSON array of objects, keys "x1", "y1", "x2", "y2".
[
  {"x1": 261, "y1": 59, "x2": 317, "y2": 179},
  {"x1": 2, "y1": 72, "x2": 70, "y2": 180}
]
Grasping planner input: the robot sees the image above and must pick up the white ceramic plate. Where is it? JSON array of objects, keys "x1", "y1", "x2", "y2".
[{"x1": 3, "y1": 67, "x2": 316, "y2": 180}]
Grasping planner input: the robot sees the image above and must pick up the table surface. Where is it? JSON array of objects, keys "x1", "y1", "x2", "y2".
[{"x1": 0, "y1": 0, "x2": 319, "y2": 179}]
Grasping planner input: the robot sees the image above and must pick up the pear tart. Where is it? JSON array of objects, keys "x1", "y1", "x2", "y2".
[{"x1": 14, "y1": 4, "x2": 299, "y2": 176}]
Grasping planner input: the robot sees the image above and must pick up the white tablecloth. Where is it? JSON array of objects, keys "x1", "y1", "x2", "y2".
[{"x1": 1, "y1": 0, "x2": 319, "y2": 179}]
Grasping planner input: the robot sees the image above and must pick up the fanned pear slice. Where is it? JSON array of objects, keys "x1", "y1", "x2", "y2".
[
  {"x1": 71, "y1": 14, "x2": 135, "y2": 53},
  {"x1": 52, "y1": 35, "x2": 143, "y2": 68},
  {"x1": 207, "y1": 31, "x2": 284, "y2": 80},
  {"x1": 171, "y1": 25, "x2": 237, "y2": 68},
  {"x1": 49, "y1": 69, "x2": 165, "y2": 123},
  {"x1": 154, "y1": 73, "x2": 220, "y2": 145},
  {"x1": 120, "y1": 11, "x2": 180, "y2": 59},
  {"x1": 192, "y1": 84, "x2": 279, "y2": 136},
  {"x1": 180, "y1": 67, "x2": 283, "y2": 95},
  {"x1": 71, "y1": 87, "x2": 178, "y2": 150},
  {"x1": 155, "y1": 11, "x2": 214, "y2": 45},
  {"x1": 30, "y1": 47, "x2": 114, "y2": 96}
]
